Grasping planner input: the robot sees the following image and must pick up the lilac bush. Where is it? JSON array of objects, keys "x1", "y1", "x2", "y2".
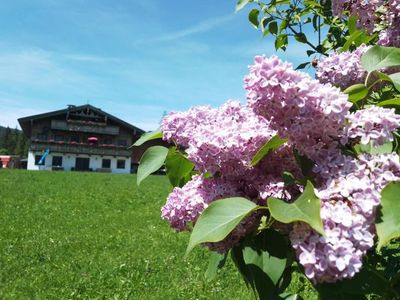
[{"x1": 135, "y1": 1, "x2": 400, "y2": 298}]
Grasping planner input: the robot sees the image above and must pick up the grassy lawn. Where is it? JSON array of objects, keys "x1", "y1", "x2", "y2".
[{"x1": 0, "y1": 170, "x2": 315, "y2": 299}]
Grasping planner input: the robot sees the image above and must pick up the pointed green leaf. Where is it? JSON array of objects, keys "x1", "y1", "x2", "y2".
[
  {"x1": 361, "y1": 45, "x2": 400, "y2": 73},
  {"x1": 293, "y1": 149, "x2": 315, "y2": 177},
  {"x1": 355, "y1": 142, "x2": 393, "y2": 155},
  {"x1": 377, "y1": 97, "x2": 400, "y2": 107},
  {"x1": 242, "y1": 229, "x2": 288, "y2": 285},
  {"x1": 186, "y1": 197, "x2": 259, "y2": 256},
  {"x1": 294, "y1": 33, "x2": 307, "y2": 43},
  {"x1": 343, "y1": 83, "x2": 369, "y2": 103},
  {"x1": 137, "y1": 146, "x2": 169, "y2": 186},
  {"x1": 269, "y1": 21, "x2": 278, "y2": 35},
  {"x1": 347, "y1": 15, "x2": 357, "y2": 34},
  {"x1": 275, "y1": 34, "x2": 288, "y2": 50},
  {"x1": 340, "y1": 30, "x2": 363, "y2": 52},
  {"x1": 295, "y1": 62, "x2": 310, "y2": 70},
  {"x1": 250, "y1": 135, "x2": 287, "y2": 166},
  {"x1": 248, "y1": 9, "x2": 259, "y2": 28},
  {"x1": 204, "y1": 252, "x2": 227, "y2": 282},
  {"x1": 132, "y1": 129, "x2": 162, "y2": 147},
  {"x1": 165, "y1": 147, "x2": 194, "y2": 187},
  {"x1": 236, "y1": 0, "x2": 251, "y2": 12},
  {"x1": 268, "y1": 181, "x2": 325, "y2": 235},
  {"x1": 376, "y1": 182, "x2": 400, "y2": 250},
  {"x1": 389, "y1": 72, "x2": 400, "y2": 92}
]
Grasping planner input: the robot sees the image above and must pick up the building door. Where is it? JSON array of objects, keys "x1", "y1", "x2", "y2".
[{"x1": 75, "y1": 157, "x2": 90, "y2": 171}]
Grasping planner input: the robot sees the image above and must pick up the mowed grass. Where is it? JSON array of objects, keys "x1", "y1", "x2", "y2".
[
  {"x1": 0, "y1": 170, "x2": 316, "y2": 299},
  {"x1": 0, "y1": 170, "x2": 254, "y2": 299}
]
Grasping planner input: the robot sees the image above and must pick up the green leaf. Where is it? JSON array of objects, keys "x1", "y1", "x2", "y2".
[
  {"x1": 137, "y1": 146, "x2": 169, "y2": 186},
  {"x1": 377, "y1": 97, "x2": 400, "y2": 107},
  {"x1": 165, "y1": 148, "x2": 194, "y2": 187},
  {"x1": 250, "y1": 135, "x2": 287, "y2": 166},
  {"x1": 243, "y1": 229, "x2": 288, "y2": 285},
  {"x1": 361, "y1": 45, "x2": 400, "y2": 73},
  {"x1": 340, "y1": 31, "x2": 363, "y2": 52},
  {"x1": 376, "y1": 182, "x2": 400, "y2": 250},
  {"x1": 261, "y1": 16, "x2": 274, "y2": 31},
  {"x1": 279, "y1": 18, "x2": 288, "y2": 33},
  {"x1": 131, "y1": 129, "x2": 162, "y2": 147},
  {"x1": 186, "y1": 197, "x2": 259, "y2": 256},
  {"x1": 355, "y1": 142, "x2": 393, "y2": 155},
  {"x1": 316, "y1": 267, "x2": 394, "y2": 298},
  {"x1": 295, "y1": 62, "x2": 310, "y2": 70},
  {"x1": 293, "y1": 149, "x2": 315, "y2": 177},
  {"x1": 269, "y1": 21, "x2": 278, "y2": 35},
  {"x1": 347, "y1": 15, "x2": 357, "y2": 34},
  {"x1": 306, "y1": 50, "x2": 315, "y2": 57},
  {"x1": 248, "y1": 8, "x2": 259, "y2": 28},
  {"x1": 275, "y1": 34, "x2": 288, "y2": 50},
  {"x1": 389, "y1": 72, "x2": 400, "y2": 92},
  {"x1": 231, "y1": 245, "x2": 255, "y2": 290},
  {"x1": 236, "y1": 0, "x2": 252, "y2": 12},
  {"x1": 294, "y1": 33, "x2": 307, "y2": 43},
  {"x1": 204, "y1": 252, "x2": 227, "y2": 282},
  {"x1": 343, "y1": 83, "x2": 369, "y2": 103},
  {"x1": 268, "y1": 181, "x2": 325, "y2": 235}
]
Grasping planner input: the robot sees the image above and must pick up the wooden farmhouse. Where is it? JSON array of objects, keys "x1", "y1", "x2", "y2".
[{"x1": 18, "y1": 104, "x2": 147, "y2": 174}]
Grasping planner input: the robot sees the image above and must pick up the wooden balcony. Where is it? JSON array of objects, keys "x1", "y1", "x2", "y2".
[
  {"x1": 51, "y1": 120, "x2": 119, "y2": 135},
  {"x1": 30, "y1": 140, "x2": 131, "y2": 157}
]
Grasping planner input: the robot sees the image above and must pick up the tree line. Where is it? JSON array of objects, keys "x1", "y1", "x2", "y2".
[{"x1": 0, "y1": 126, "x2": 29, "y2": 156}]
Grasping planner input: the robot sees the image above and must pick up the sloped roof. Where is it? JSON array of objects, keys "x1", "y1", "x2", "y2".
[{"x1": 18, "y1": 104, "x2": 145, "y2": 136}]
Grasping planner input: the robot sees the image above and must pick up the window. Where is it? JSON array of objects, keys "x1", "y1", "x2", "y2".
[
  {"x1": 102, "y1": 159, "x2": 111, "y2": 168},
  {"x1": 117, "y1": 159, "x2": 125, "y2": 169},
  {"x1": 35, "y1": 155, "x2": 45, "y2": 165},
  {"x1": 36, "y1": 134, "x2": 47, "y2": 140},
  {"x1": 118, "y1": 139, "x2": 127, "y2": 146},
  {"x1": 70, "y1": 135, "x2": 80, "y2": 143},
  {"x1": 103, "y1": 138, "x2": 113, "y2": 145},
  {"x1": 54, "y1": 135, "x2": 64, "y2": 142},
  {"x1": 52, "y1": 156, "x2": 63, "y2": 166}
]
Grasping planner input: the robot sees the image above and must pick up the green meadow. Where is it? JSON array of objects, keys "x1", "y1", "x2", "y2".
[{"x1": 0, "y1": 170, "x2": 315, "y2": 299}]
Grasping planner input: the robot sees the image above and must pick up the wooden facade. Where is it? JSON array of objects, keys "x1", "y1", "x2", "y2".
[{"x1": 19, "y1": 104, "x2": 146, "y2": 173}]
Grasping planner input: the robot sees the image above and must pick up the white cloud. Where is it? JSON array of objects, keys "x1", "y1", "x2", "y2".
[{"x1": 135, "y1": 14, "x2": 235, "y2": 45}]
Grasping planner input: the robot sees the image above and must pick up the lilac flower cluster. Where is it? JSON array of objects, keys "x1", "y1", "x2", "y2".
[
  {"x1": 378, "y1": 0, "x2": 400, "y2": 47},
  {"x1": 343, "y1": 106, "x2": 400, "y2": 146},
  {"x1": 161, "y1": 174, "x2": 265, "y2": 253},
  {"x1": 161, "y1": 174, "x2": 239, "y2": 232},
  {"x1": 316, "y1": 45, "x2": 369, "y2": 89},
  {"x1": 244, "y1": 55, "x2": 351, "y2": 163},
  {"x1": 162, "y1": 100, "x2": 274, "y2": 176},
  {"x1": 332, "y1": 0, "x2": 400, "y2": 47},
  {"x1": 161, "y1": 54, "x2": 400, "y2": 283},
  {"x1": 331, "y1": 0, "x2": 382, "y2": 33},
  {"x1": 290, "y1": 153, "x2": 400, "y2": 283}
]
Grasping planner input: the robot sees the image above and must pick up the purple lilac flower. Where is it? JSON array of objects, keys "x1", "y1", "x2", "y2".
[
  {"x1": 164, "y1": 100, "x2": 275, "y2": 176},
  {"x1": 332, "y1": 0, "x2": 383, "y2": 33},
  {"x1": 343, "y1": 106, "x2": 400, "y2": 146},
  {"x1": 245, "y1": 55, "x2": 351, "y2": 164},
  {"x1": 316, "y1": 45, "x2": 369, "y2": 89},
  {"x1": 161, "y1": 174, "x2": 263, "y2": 252},
  {"x1": 379, "y1": 0, "x2": 400, "y2": 47},
  {"x1": 290, "y1": 153, "x2": 400, "y2": 283},
  {"x1": 161, "y1": 105, "x2": 213, "y2": 147},
  {"x1": 161, "y1": 174, "x2": 239, "y2": 231}
]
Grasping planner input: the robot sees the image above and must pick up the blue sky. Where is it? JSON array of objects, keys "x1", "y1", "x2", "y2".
[{"x1": 0, "y1": 0, "x2": 312, "y2": 130}]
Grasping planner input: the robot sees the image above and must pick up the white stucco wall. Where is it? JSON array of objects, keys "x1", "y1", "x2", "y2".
[{"x1": 27, "y1": 151, "x2": 131, "y2": 174}]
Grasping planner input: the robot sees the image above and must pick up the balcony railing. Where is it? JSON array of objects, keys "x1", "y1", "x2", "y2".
[
  {"x1": 30, "y1": 140, "x2": 131, "y2": 157},
  {"x1": 51, "y1": 120, "x2": 120, "y2": 135}
]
